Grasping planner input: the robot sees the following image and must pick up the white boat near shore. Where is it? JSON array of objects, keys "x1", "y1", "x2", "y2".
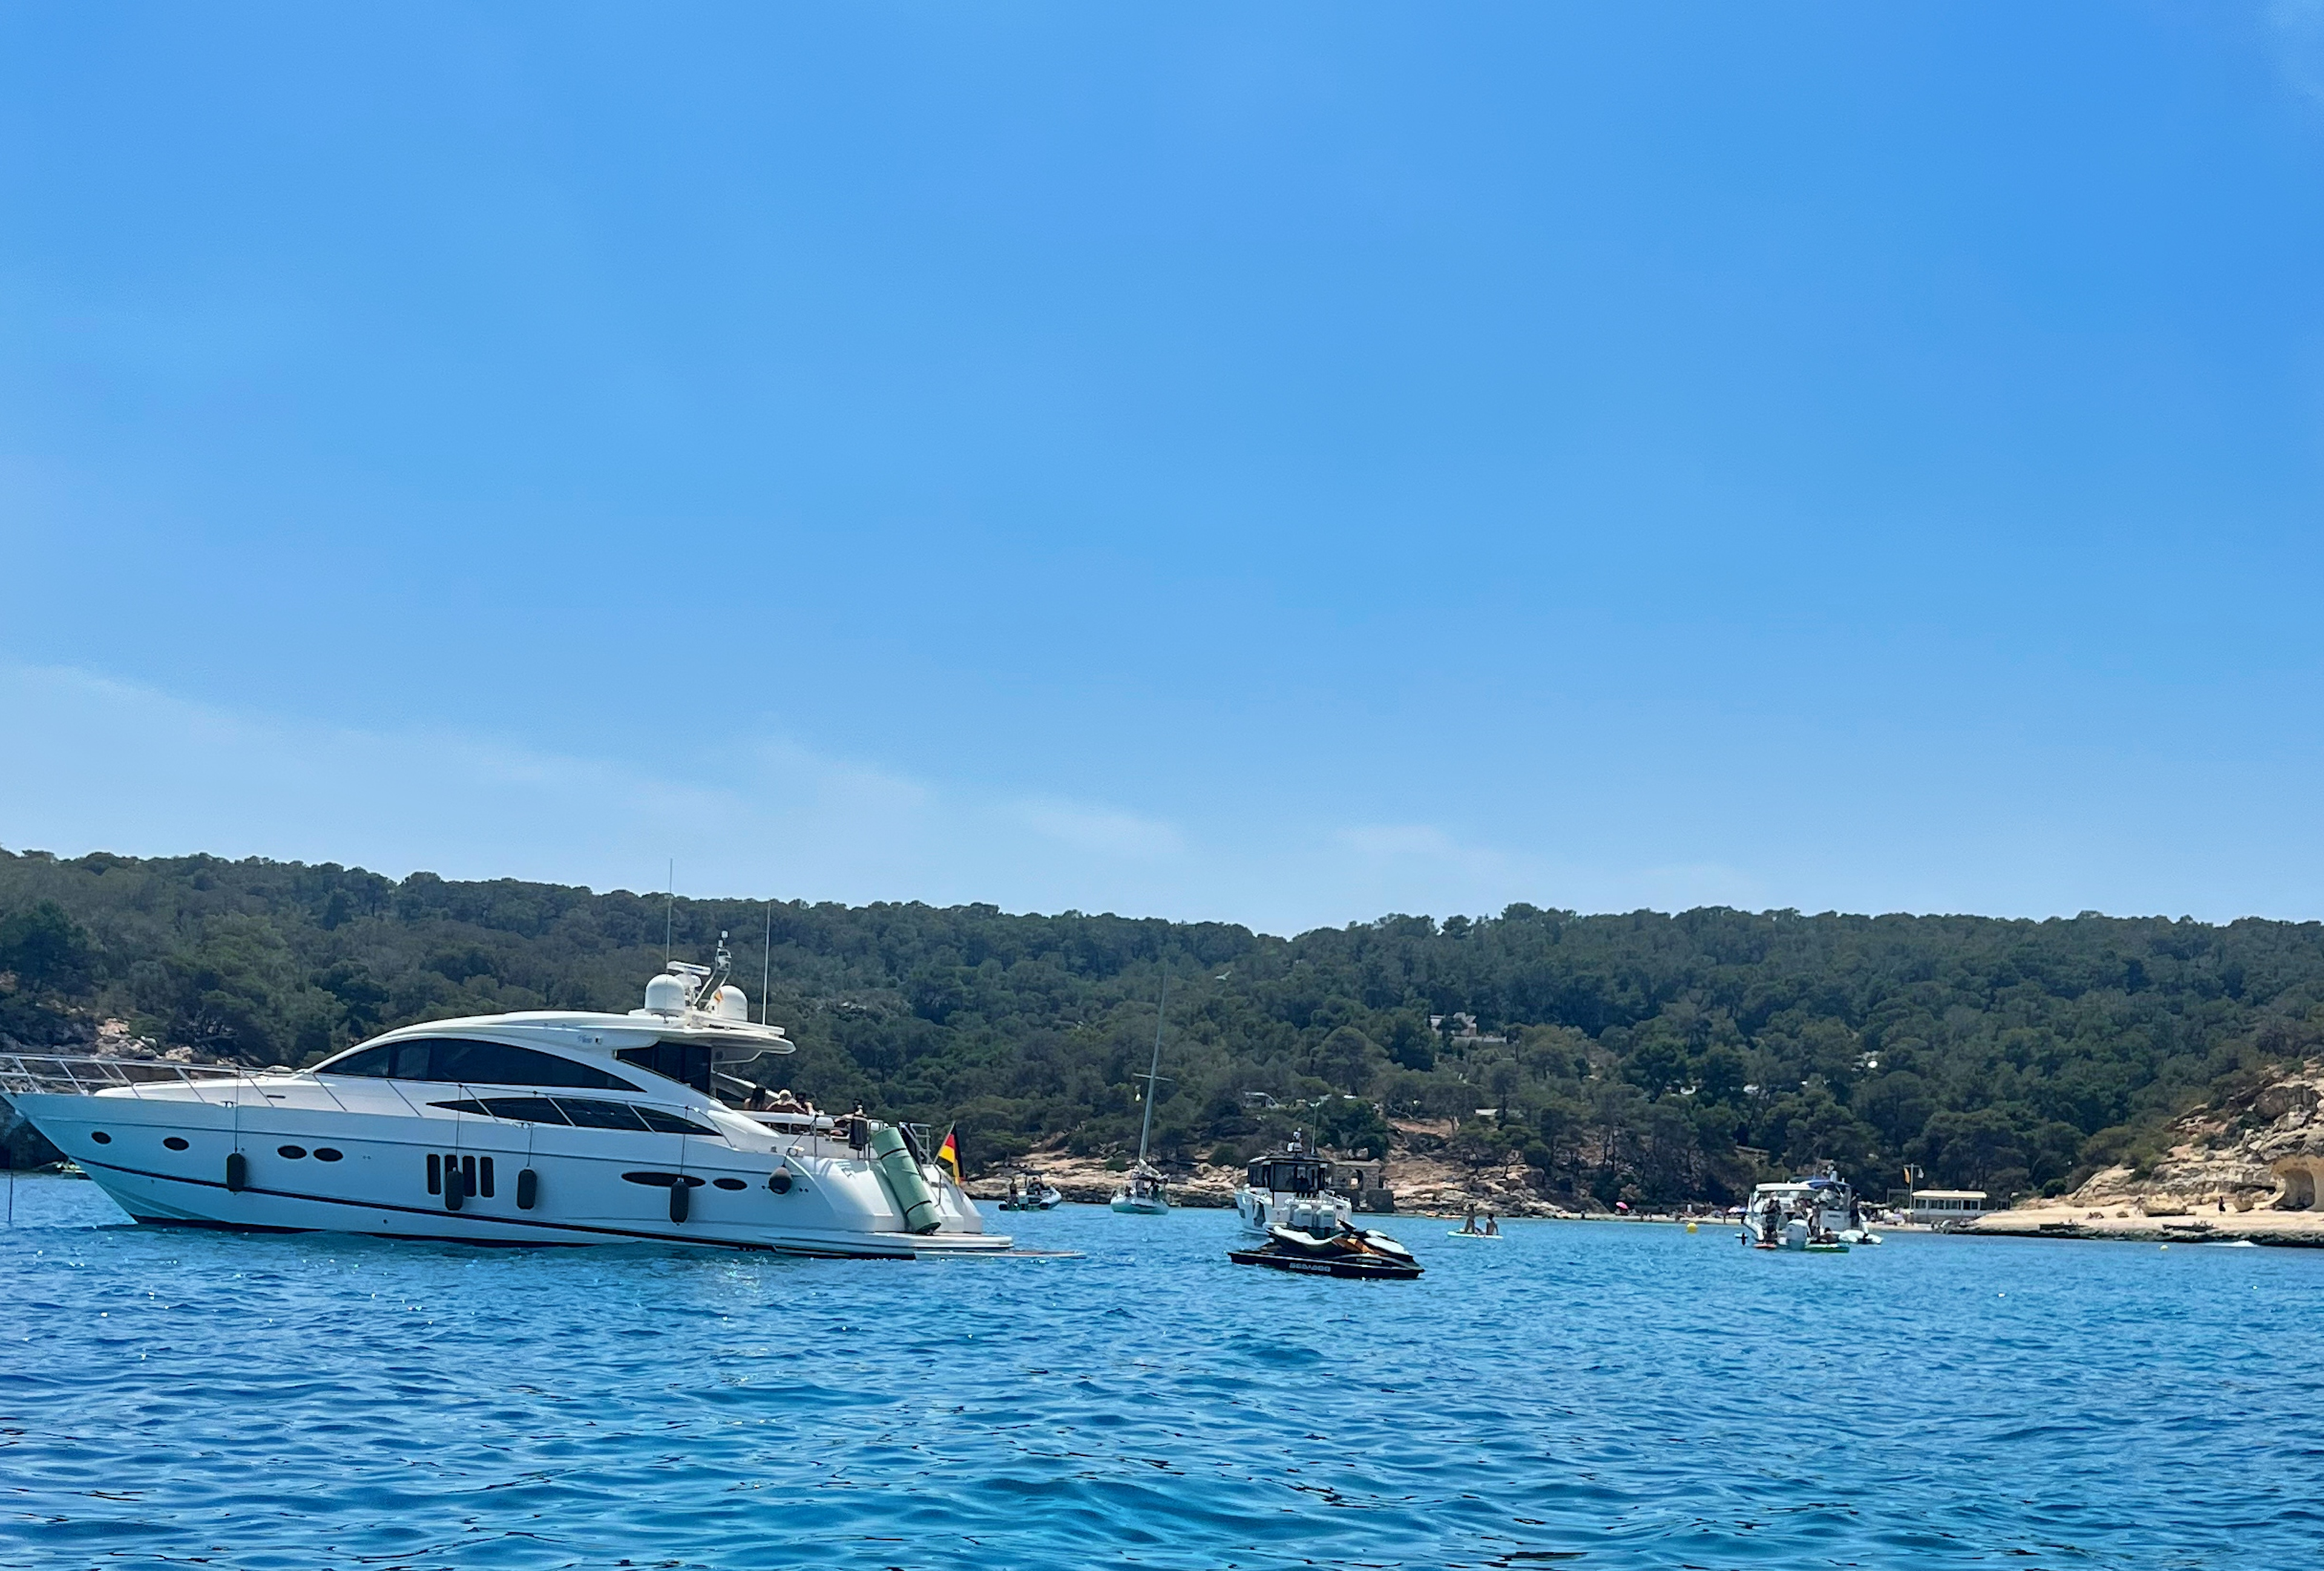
[
  {"x1": 1110, "y1": 970, "x2": 1173, "y2": 1216},
  {"x1": 1741, "y1": 1167, "x2": 1879, "y2": 1251},
  {"x1": 1234, "y1": 1132, "x2": 1350, "y2": 1236},
  {"x1": 1, "y1": 953, "x2": 1009, "y2": 1259}
]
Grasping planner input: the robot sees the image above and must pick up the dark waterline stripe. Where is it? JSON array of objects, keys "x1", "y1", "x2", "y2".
[{"x1": 75, "y1": 1156, "x2": 912, "y2": 1259}]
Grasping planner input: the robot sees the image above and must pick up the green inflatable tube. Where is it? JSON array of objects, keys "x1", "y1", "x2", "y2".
[{"x1": 867, "y1": 1124, "x2": 943, "y2": 1235}]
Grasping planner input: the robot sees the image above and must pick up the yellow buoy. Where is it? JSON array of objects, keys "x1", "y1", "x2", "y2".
[
  {"x1": 2159, "y1": 1243, "x2": 2169, "y2": 1251},
  {"x1": 1686, "y1": 1221, "x2": 1698, "y2": 1233}
]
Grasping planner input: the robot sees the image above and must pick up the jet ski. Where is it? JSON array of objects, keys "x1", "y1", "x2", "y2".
[{"x1": 1229, "y1": 1217, "x2": 1423, "y2": 1280}]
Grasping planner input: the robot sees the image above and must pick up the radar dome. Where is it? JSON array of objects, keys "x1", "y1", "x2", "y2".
[
  {"x1": 643, "y1": 972, "x2": 689, "y2": 1015},
  {"x1": 712, "y1": 984, "x2": 749, "y2": 1021}
]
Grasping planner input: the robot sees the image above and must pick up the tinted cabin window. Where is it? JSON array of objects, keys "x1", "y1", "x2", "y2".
[
  {"x1": 430, "y1": 1096, "x2": 572, "y2": 1125},
  {"x1": 430, "y1": 1039, "x2": 638, "y2": 1090},
  {"x1": 555, "y1": 1098, "x2": 649, "y2": 1131},
  {"x1": 427, "y1": 1093, "x2": 718, "y2": 1138},
  {"x1": 318, "y1": 1045, "x2": 392, "y2": 1078},
  {"x1": 617, "y1": 1041, "x2": 714, "y2": 1095},
  {"x1": 321, "y1": 1039, "x2": 637, "y2": 1090},
  {"x1": 484, "y1": 1096, "x2": 570, "y2": 1124},
  {"x1": 636, "y1": 1106, "x2": 718, "y2": 1138}
]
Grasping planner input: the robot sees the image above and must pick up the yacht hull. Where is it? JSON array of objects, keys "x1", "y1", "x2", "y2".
[{"x1": 10, "y1": 1089, "x2": 1009, "y2": 1259}]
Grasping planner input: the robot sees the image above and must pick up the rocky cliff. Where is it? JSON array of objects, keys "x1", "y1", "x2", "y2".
[
  {"x1": 2065, "y1": 1061, "x2": 2324, "y2": 1213},
  {"x1": 1971, "y1": 1061, "x2": 2324, "y2": 1244}
]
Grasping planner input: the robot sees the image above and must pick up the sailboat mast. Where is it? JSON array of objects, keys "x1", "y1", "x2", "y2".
[{"x1": 1136, "y1": 969, "x2": 1167, "y2": 1165}]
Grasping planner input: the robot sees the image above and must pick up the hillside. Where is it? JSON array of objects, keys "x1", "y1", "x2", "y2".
[{"x1": 7, "y1": 846, "x2": 2324, "y2": 1205}]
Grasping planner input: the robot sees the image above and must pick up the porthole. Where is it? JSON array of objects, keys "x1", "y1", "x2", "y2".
[
  {"x1": 314, "y1": 1147, "x2": 344, "y2": 1162},
  {"x1": 713, "y1": 1177, "x2": 746, "y2": 1191},
  {"x1": 90, "y1": 1131, "x2": 112, "y2": 1145},
  {"x1": 163, "y1": 1136, "x2": 189, "y2": 1151},
  {"x1": 278, "y1": 1145, "x2": 307, "y2": 1160}
]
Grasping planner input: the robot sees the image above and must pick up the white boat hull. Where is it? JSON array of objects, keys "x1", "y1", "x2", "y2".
[
  {"x1": 11, "y1": 1087, "x2": 1008, "y2": 1259},
  {"x1": 1234, "y1": 1188, "x2": 1351, "y2": 1236}
]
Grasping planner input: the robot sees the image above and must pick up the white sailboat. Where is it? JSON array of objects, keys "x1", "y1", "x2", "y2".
[{"x1": 1109, "y1": 970, "x2": 1170, "y2": 1215}]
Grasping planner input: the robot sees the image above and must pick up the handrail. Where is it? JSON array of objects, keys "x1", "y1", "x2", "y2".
[
  {"x1": 0, "y1": 1053, "x2": 248, "y2": 1099},
  {"x1": 0, "y1": 1055, "x2": 937, "y2": 1173}
]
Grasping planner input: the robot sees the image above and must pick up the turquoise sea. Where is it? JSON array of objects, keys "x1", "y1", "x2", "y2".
[{"x1": 2, "y1": 1176, "x2": 2318, "y2": 1570}]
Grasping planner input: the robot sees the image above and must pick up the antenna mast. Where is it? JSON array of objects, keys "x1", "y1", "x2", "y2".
[
  {"x1": 664, "y1": 858, "x2": 674, "y2": 964},
  {"x1": 1136, "y1": 967, "x2": 1167, "y2": 1166},
  {"x1": 761, "y1": 900, "x2": 773, "y2": 1026}
]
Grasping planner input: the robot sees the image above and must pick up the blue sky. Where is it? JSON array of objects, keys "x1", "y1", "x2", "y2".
[{"x1": 5, "y1": 2, "x2": 2324, "y2": 934}]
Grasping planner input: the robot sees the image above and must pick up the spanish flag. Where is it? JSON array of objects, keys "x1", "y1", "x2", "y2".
[{"x1": 936, "y1": 1127, "x2": 961, "y2": 1182}]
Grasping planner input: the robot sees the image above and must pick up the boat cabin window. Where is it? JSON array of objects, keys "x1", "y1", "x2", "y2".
[
  {"x1": 616, "y1": 1041, "x2": 715, "y2": 1095},
  {"x1": 430, "y1": 1096, "x2": 720, "y2": 1138},
  {"x1": 1247, "y1": 1158, "x2": 1326, "y2": 1192},
  {"x1": 430, "y1": 1096, "x2": 572, "y2": 1125},
  {"x1": 557, "y1": 1098, "x2": 650, "y2": 1131},
  {"x1": 321, "y1": 1038, "x2": 640, "y2": 1092}
]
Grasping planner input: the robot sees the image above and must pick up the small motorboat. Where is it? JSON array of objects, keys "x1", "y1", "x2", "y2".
[
  {"x1": 1233, "y1": 1131, "x2": 1348, "y2": 1235},
  {"x1": 996, "y1": 1171, "x2": 1062, "y2": 1211},
  {"x1": 1741, "y1": 1165, "x2": 1870, "y2": 1253},
  {"x1": 1229, "y1": 1219, "x2": 1423, "y2": 1280}
]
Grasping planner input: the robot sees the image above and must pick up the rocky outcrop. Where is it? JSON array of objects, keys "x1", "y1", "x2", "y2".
[
  {"x1": 1968, "y1": 1061, "x2": 2324, "y2": 1244},
  {"x1": 963, "y1": 1153, "x2": 1240, "y2": 1208},
  {"x1": 2061, "y1": 1062, "x2": 2324, "y2": 1214}
]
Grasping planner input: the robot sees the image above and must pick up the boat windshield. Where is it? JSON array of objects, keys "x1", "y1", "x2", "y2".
[{"x1": 1247, "y1": 1158, "x2": 1327, "y2": 1193}]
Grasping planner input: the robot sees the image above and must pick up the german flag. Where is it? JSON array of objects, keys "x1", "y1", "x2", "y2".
[{"x1": 936, "y1": 1127, "x2": 961, "y2": 1183}]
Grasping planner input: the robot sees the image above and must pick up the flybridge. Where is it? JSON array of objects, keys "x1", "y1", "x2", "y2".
[{"x1": 628, "y1": 935, "x2": 795, "y2": 1059}]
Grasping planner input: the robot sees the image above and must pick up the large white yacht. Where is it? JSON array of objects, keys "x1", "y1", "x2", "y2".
[{"x1": 0, "y1": 954, "x2": 1009, "y2": 1259}]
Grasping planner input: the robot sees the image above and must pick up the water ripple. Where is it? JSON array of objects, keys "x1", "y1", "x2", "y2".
[{"x1": 1, "y1": 1178, "x2": 2317, "y2": 1567}]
